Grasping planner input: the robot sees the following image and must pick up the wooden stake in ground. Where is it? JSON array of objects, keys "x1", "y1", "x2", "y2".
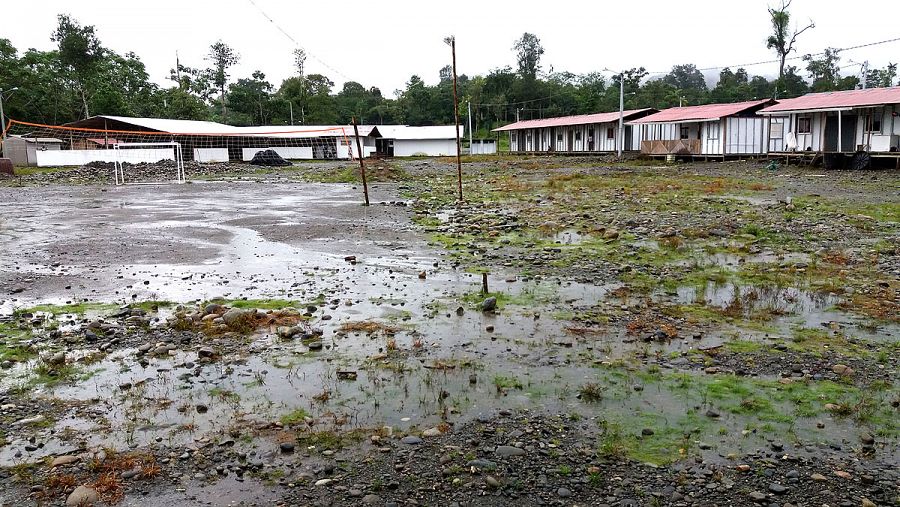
[
  {"x1": 446, "y1": 35, "x2": 463, "y2": 201},
  {"x1": 352, "y1": 118, "x2": 370, "y2": 206},
  {"x1": 482, "y1": 272, "x2": 489, "y2": 294}
]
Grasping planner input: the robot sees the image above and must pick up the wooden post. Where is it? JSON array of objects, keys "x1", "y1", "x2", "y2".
[
  {"x1": 449, "y1": 37, "x2": 463, "y2": 201},
  {"x1": 352, "y1": 118, "x2": 369, "y2": 206},
  {"x1": 481, "y1": 272, "x2": 489, "y2": 294}
]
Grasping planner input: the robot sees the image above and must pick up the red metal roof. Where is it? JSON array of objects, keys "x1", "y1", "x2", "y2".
[
  {"x1": 492, "y1": 108, "x2": 656, "y2": 131},
  {"x1": 630, "y1": 99, "x2": 774, "y2": 124},
  {"x1": 759, "y1": 87, "x2": 900, "y2": 113}
]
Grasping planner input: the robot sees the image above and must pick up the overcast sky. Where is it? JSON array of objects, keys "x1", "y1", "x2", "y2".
[{"x1": 4, "y1": 0, "x2": 900, "y2": 95}]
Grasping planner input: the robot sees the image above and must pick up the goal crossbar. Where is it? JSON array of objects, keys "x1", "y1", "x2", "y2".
[{"x1": 113, "y1": 142, "x2": 185, "y2": 185}]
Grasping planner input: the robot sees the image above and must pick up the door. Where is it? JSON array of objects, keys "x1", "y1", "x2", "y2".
[
  {"x1": 825, "y1": 114, "x2": 856, "y2": 152},
  {"x1": 567, "y1": 131, "x2": 574, "y2": 152},
  {"x1": 624, "y1": 126, "x2": 633, "y2": 151},
  {"x1": 588, "y1": 128, "x2": 594, "y2": 151}
]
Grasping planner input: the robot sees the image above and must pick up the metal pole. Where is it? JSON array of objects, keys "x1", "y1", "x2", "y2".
[
  {"x1": 352, "y1": 118, "x2": 370, "y2": 206},
  {"x1": 467, "y1": 100, "x2": 473, "y2": 153},
  {"x1": 450, "y1": 36, "x2": 463, "y2": 201},
  {"x1": 0, "y1": 91, "x2": 6, "y2": 152},
  {"x1": 289, "y1": 102, "x2": 294, "y2": 126},
  {"x1": 617, "y1": 73, "x2": 624, "y2": 159}
]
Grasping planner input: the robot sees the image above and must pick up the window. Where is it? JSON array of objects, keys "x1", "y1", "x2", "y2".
[
  {"x1": 679, "y1": 126, "x2": 690, "y2": 140},
  {"x1": 588, "y1": 128, "x2": 594, "y2": 141},
  {"x1": 770, "y1": 122, "x2": 784, "y2": 139},
  {"x1": 556, "y1": 133, "x2": 563, "y2": 142},
  {"x1": 575, "y1": 131, "x2": 582, "y2": 141},
  {"x1": 866, "y1": 109, "x2": 883, "y2": 133},
  {"x1": 797, "y1": 117, "x2": 811, "y2": 134},
  {"x1": 707, "y1": 123, "x2": 719, "y2": 140},
  {"x1": 607, "y1": 127, "x2": 615, "y2": 139}
]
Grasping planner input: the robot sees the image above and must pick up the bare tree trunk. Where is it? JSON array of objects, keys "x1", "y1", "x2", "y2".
[
  {"x1": 220, "y1": 86, "x2": 227, "y2": 122},
  {"x1": 81, "y1": 86, "x2": 90, "y2": 119}
]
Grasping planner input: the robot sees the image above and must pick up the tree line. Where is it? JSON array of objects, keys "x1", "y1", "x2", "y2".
[{"x1": 0, "y1": 6, "x2": 896, "y2": 137}]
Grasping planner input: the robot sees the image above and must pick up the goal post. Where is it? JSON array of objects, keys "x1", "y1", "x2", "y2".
[{"x1": 113, "y1": 142, "x2": 186, "y2": 185}]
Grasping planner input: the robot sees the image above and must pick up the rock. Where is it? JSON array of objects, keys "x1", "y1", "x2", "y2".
[
  {"x1": 422, "y1": 427, "x2": 443, "y2": 437},
  {"x1": 314, "y1": 478, "x2": 333, "y2": 487},
  {"x1": 748, "y1": 491, "x2": 767, "y2": 502},
  {"x1": 480, "y1": 297, "x2": 497, "y2": 312},
  {"x1": 401, "y1": 436, "x2": 423, "y2": 445},
  {"x1": 66, "y1": 486, "x2": 100, "y2": 506},
  {"x1": 306, "y1": 341, "x2": 323, "y2": 350},
  {"x1": 204, "y1": 303, "x2": 225, "y2": 315},
  {"x1": 641, "y1": 428, "x2": 654, "y2": 436},
  {"x1": 495, "y1": 445, "x2": 526, "y2": 457},
  {"x1": 860, "y1": 433, "x2": 875, "y2": 445},
  {"x1": 51, "y1": 455, "x2": 80, "y2": 467},
  {"x1": 280, "y1": 442, "x2": 295, "y2": 453},
  {"x1": 603, "y1": 229, "x2": 620, "y2": 240},
  {"x1": 832, "y1": 364, "x2": 853, "y2": 376},
  {"x1": 465, "y1": 458, "x2": 496, "y2": 470},
  {"x1": 557, "y1": 487, "x2": 572, "y2": 498},
  {"x1": 485, "y1": 476, "x2": 501, "y2": 488},
  {"x1": 198, "y1": 347, "x2": 215, "y2": 358},
  {"x1": 47, "y1": 351, "x2": 67, "y2": 366},
  {"x1": 861, "y1": 498, "x2": 877, "y2": 507},
  {"x1": 810, "y1": 473, "x2": 827, "y2": 482},
  {"x1": 362, "y1": 494, "x2": 382, "y2": 504},
  {"x1": 705, "y1": 409, "x2": 720, "y2": 418},
  {"x1": 768, "y1": 483, "x2": 787, "y2": 494},
  {"x1": 222, "y1": 308, "x2": 251, "y2": 328}
]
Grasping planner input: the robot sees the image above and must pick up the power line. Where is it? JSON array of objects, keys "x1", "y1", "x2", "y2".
[
  {"x1": 245, "y1": 0, "x2": 355, "y2": 82},
  {"x1": 472, "y1": 34, "x2": 900, "y2": 110}
]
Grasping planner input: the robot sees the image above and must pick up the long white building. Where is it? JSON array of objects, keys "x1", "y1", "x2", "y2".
[{"x1": 493, "y1": 109, "x2": 657, "y2": 153}]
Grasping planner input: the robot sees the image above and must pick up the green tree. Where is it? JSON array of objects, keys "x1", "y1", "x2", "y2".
[
  {"x1": 228, "y1": 70, "x2": 274, "y2": 125},
  {"x1": 865, "y1": 63, "x2": 897, "y2": 88},
  {"x1": 206, "y1": 40, "x2": 240, "y2": 122},
  {"x1": 51, "y1": 14, "x2": 105, "y2": 118},
  {"x1": 766, "y1": 0, "x2": 814, "y2": 96},
  {"x1": 803, "y1": 48, "x2": 842, "y2": 92},
  {"x1": 513, "y1": 33, "x2": 544, "y2": 79}
]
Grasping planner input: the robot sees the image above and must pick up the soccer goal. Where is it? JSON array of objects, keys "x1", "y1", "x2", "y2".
[{"x1": 113, "y1": 142, "x2": 186, "y2": 185}]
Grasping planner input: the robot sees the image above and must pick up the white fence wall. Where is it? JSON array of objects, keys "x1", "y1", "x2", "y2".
[
  {"x1": 242, "y1": 146, "x2": 313, "y2": 161},
  {"x1": 394, "y1": 139, "x2": 458, "y2": 157},
  {"x1": 36, "y1": 148, "x2": 174, "y2": 168},
  {"x1": 194, "y1": 148, "x2": 229, "y2": 163},
  {"x1": 470, "y1": 141, "x2": 497, "y2": 155}
]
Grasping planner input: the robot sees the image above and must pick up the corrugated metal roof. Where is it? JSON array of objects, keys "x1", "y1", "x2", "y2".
[
  {"x1": 96, "y1": 115, "x2": 236, "y2": 134},
  {"x1": 630, "y1": 99, "x2": 774, "y2": 124},
  {"x1": 759, "y1": 87, "x2": 900, "y2": 113},
  {"x1": 493, "y1": 109, "x2": 656, "y2": 131},
  {"x1": 10, "y1": 135, "x2": 63, "y2": 143},
  {"x1": 377, "y1": 125, "x2": 463, "y2": 140},
  {"x1": 233, "y1": 125, "x2": 379, "y2": 138}
]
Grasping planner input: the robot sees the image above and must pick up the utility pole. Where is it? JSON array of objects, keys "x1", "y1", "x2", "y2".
[
  {"x1": 289, "y1": 102, "x2": 294, "y2": 126},
  {"x1": 0, "y1": 87, "x2": 18, "y2": 155},
  {"x1": 352, "y1": 118, "x2": 370, "y2": 206},
  {"x1": 445, "y1": 35, "x2": 463, "y2": 201},
  {"x1": 617, "y1": 72, "x2": 625, "y2": 159},
  {"x1": 467, "y1": 100, "x2": 473, "y2": 153},
  {"x1": 862, "y1": 60, "x2": 869, "y2": 89}
]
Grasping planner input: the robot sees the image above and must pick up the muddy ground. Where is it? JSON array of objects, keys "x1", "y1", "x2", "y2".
[{"x1": 0, "y1": 156, "x2": 897, "y2": 506}]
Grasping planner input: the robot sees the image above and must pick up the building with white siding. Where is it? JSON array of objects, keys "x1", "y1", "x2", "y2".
[
  {"x1": 492, "y1": 109, "x2": 657, "y2": 153},
  {"x1": 757, "y1": 87, "x2": 900, "y2": 155},
  {"x1": 374, "y1": 125, "x2": 462, "y2": 157},
  {"x1": 629, "y1": 99, "x2": 775, "y2": 158}
]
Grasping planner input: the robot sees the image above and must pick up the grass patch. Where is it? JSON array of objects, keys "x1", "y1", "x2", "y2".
[{"x1": 279, "y1": 408, "x2": 311, "y2": 426}]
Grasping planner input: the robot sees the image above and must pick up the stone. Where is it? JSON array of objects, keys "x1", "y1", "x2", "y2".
[
  {"x1": 280, "y1": 442, "x2": 295, "y2": 453},
  {"x1": 861, "y1": 498, "x2": 876, "y2": 507},
  {"x1": 495, "y1": 445, "x2": 526, "y2": 457},
  {"x1": 198, "y1": 347, "x2": 215, "y2": 358},
  {"x1": 306, "y1": 341, "x2": 323, "y2": 350},
  {"x1": 314, "y1": 478, "x2": 333, "y2": 487},
  {"x1": 705, "y1": 409, "x2": 720, "y2": 418},
  {"x1": 465, "y1": 458, "x2": 496, "y2": 470},
  {"x1": 810, "y1": 473, "x2": 827, "y2": 482},
  {"x1": 832, "y1": 364, "x2": 853, "y2": 376},
  {"x1": 47, "y1": 351, "x2": 67, "y2": 366},
  {"x1": 66, "y1": 486, "x2": 100, "y2": 506},
  {"x1": 401, "y1": 436, "x2": 423, "y2": 445},
  {"x1": 748, "y1": 491, "x2": 767, "y2": 502},
  {"x1": 557, "y1": 487, "x2": 573, "y2": 498},
  {"x1": 422, "y1": 427, "x2": 443, "y2": 437},
  {"x1": 51, "y1": 455, "x2": 80, "y2": 467},
  {"x1": 362, "y1": 494, "x2": 382, "y2": 504},
  {"x1": 768, "y1": 483, "x2": 787, "y2": 494},
  {"x1": 485, "y1": 476, "x2": 501, "y2": 488},
  {"x1": 480, "y1": 297, "x2": 497, "y2": 312},
  {"x1": 222, "y1": 308, "x2": 251, "y2": 328}
]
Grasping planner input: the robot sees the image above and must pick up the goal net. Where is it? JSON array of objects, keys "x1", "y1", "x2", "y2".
[{"x1": 1, "y1": 118, "x2": 377, "y2": 184}]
